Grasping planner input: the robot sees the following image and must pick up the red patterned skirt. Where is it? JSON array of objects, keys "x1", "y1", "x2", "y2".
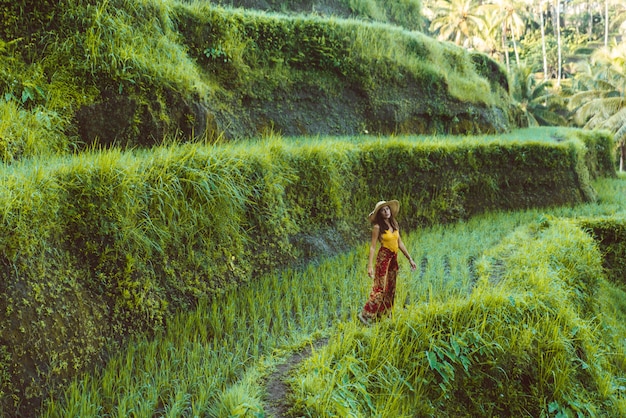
[{"x1": 361, "y1": 246, "x2": 398, "y2": 321}]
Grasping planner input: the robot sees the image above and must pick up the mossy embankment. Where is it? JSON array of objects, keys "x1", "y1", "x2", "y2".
[
  {"x1": 1, "y1": 0, "x2": 518, "y2": 163},
  {"x1": 0, "y1": 127, "x2": 616, "y2": 415}
]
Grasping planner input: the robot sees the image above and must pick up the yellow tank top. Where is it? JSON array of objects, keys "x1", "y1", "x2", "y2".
[{"x1": 380, "y1": 228, "x2": 399, "y2": 253}]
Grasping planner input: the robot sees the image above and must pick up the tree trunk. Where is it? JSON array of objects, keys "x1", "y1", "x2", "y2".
[
  {"x1": 510, "y1": 21, "x2": 520, "y2": 67},
  {"x1": 587, "y1": 0, "x2": 593, "y2": 41},
  {"x1": 502, "y1": 21, "x2": 510, "y2": 73},
  {"x1": 555, "y1": 0, "x2": 562, "y2": 87},
  {"x1": 540, "y1": 0, "x2": 548, "y2": 80},
  {"x1": 604, "y1": 0, "x2": 609, "y2": 47}
]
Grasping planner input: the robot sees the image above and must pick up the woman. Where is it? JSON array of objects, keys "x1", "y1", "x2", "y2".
[{"x1": 358, "y1": 200, "x2": 416, "y2": 325}]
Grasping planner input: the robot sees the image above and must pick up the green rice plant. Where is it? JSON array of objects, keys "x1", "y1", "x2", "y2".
[
  {"x1": 35, "y1": 163, "x2": 626, "y2": 417},
  {"x1": 9, "y1": 129, "x2": 621, "y2": 416},
  {"x1": 41, "y1": 231, "x2": 365, "y2": 416},
  {"x1": 288, "y1": 207, "x2": 626, "y2": 417},
  {"x1": 42, "y1": 191, "x2": 624, "y2": 416}
]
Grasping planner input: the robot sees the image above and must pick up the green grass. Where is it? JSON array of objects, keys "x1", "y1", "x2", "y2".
[
  {"x1": 0, "y1": 100, "x2": 69, "y2": 161},
  {"x1": 41, "y1": 173, "x2": 626, "y2": 417},
  {"x1": 1, "y1": 0, "x2": 513, "y2": 157},
  {"x1": 4, "y1": 127, "x2": 610, "y2": 416}
]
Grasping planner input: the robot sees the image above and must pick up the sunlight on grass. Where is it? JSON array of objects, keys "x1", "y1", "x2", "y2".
[
  {"x1": 0, "y1": 100, "x2": 69, "y2": 161},
  {"x1": 76, "y1": 0, "x2": 209, "y2": 95},
  {"x1": 41, "y1": 172, "x2": 626, "y2": 417},
  {"x1": 290, "y1": 214, "x2": 626, "y2": 417}
]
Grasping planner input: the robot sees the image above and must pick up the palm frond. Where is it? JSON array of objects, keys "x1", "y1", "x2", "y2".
[
  {"x1": 599, "y1": 107, "x2": 626, "y2": 136},
  {"x1": 591, "y1": 46, "x2": 615, "y2": 64},
  {"x1": 525, "y1": 109, "x2": 539, "y2": 127},
  {"x1": 594, "y1": 79, "x2": 619, "y2": 91},
  {"x1": 529, "y1": 84, "x2": 550, "y2": 102},
  {"x1": 568, "y1": 90, "x2": 609, "y2": 110},
  {"x1": 577, "y1": 97, "x2": 625, "y2": 128},
  {"x1": 598, "y1": 97, "x2": 626, "y2": 115},
  {"x1": 570, "y1": 75, "x2": 597, "y2": 92},
  {"x1": 532, "y1": 107, "x2": 568, "y2": 126}
]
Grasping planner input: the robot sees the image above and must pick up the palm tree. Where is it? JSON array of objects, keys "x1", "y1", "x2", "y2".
[
  {"x1": 492, "y1": 0, "x2": 527, "y2": 70},
  {"x1": 553, "y1": 0, "x2": 563, "y2": 87},
  {"x1": 539, "y1": 0, "x2": 549, "y2": 80},
  {"x1": 429, "y1": 0, "x2": 485, "y2": 47},
  {"x1": 512, "y1": 64, "x2": 568, "y2": 126},
  {"x1": 607, "y1": 0, "x2": 626, "y2": 43},
  {"x1": 470, "y1": 7, "x2": 503, "y2": 59},
  {"x1": 604, "y1": 0, "x2": 609, "y2": 46},
  {"x1": 568, "y1": 44, "x2": 626, "y2": 170},
  {"x1": 587, "y1": 0, "x2": 594, "y2": 41}
]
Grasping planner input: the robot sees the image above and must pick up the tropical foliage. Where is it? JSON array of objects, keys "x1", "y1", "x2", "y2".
[
  {"x1": 1, "y1": 0, "x2": 626, "y2": 416},
  {"x1": 424, "y1": 0, "x2": 626, "y2": 135},
  {"x1": 568, "y1": 43, "x2": 626, "y2": 170},
  {"x1": 511, "y1": 64, "x2": 567, "y2": 126}
]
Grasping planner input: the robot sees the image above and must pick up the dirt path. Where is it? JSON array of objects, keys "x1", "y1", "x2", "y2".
[{"x1": 263, "y1": 337, "x2": 329, "y2": 417}]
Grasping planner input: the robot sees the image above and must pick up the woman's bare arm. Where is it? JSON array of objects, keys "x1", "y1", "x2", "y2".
[{"x1": 398, "y1": 234, "x2": 417, "y2": 271}]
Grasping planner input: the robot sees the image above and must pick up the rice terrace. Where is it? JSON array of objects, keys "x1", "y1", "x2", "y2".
[{"x1": 1, "y1": 0, "x2": 626, "y2": 417}]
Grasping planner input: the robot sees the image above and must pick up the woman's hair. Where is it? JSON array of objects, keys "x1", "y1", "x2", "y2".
[{"x1": 375, "y1": 208, "x2": 399, "y2": 234}]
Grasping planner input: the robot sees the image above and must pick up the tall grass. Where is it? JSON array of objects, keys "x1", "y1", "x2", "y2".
[
  {"x1": 1, "y1": 0, "x2": 513, "y2": 156},
  {"x1": 289, "y1": 176, "x2": 626, "y2": 417},
  {"x1": 60, "y1": 0, "x2": 209, "y2": 95},
  {"x1": 42, "y1": 173, "x2": 626, "y2": 417},
  {"x1": 0, "y1": 100, "x2": 69, "y2": 162},
  {"x1": 42, "y1": 246, "x2": 364, "y2": 416}
]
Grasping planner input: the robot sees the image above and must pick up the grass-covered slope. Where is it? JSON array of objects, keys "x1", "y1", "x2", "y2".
[
  {"x1": 0, "y1": 0, "x2": 517, "y2": 161},
  {"x1": 41, "y1": 175, "x2": 626, "y2": 417},
  {"x1": 207, "y1": 0, "x2": 425, "y2": 31},
  {"x1": 290, "y1": 216, "x2": 626, "y2": 417},
  {"x1": 0, "y1": 127, "x2": 615, "y2": 415}
]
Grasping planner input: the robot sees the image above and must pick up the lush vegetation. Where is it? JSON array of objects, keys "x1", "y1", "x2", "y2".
[
  {"x1": 40, "y1": 173, "x2": 626, "y2": 417},
  {"x1": 0, "y1": 0, "x2": 625, "y2": 416},
  {"x1": 291, "y1": 216, "x2": 626, "y2": 416},
  {"x1": 0, "y1": 0, "x2": 624, "y2": 153},
  {"x1": 423, "y1": 0, "x2": 626, "y2": 169},
  {"x1": 210, "y1": 0, "x2": 626, "y2": 164},
  {"x1": 0, "y1": 0, "x2": 516, "y2": 159},
  {"x1": 0, "y1": 126, "x2": 613, "y2": 415},
  {"x1": 208, "y1": 0, "x2": 424, "y2": 29}
]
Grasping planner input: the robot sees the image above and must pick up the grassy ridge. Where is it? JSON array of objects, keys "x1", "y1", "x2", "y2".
[
  {"x1": 41, "y1": 175, "x2": 626, "y2": 416},
  {"x1": 0, "y1": 0, "x2": 516, "y2": 157},
  {"x1": 291, "y1": 216, "x2": 625, "y2": 416},
  {"x1": 206, "y1": 0, "x2": 424, "y2": 30},
  {"x1": 0, "y1": 127, "x2": 616, "y2": 415}
]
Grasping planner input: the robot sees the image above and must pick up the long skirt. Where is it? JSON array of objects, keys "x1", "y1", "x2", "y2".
[{"x1": 361, "y1": 246, "x2": 398, "y2": 322}]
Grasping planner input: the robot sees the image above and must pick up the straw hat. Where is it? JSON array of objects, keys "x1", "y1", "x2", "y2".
[{"x1": 368, "y1": 200, "x2": 399, "y2": 222}]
